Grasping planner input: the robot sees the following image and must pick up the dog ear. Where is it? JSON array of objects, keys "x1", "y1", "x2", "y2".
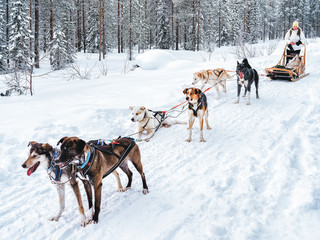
[
  {"x1": 195, "y1": 88, "x2": 202, "y2": 94},
  {"x1": 42, "y1": 143, "x2": 53, "y2": 152},
  {"x1": 183, "y1": 88, "x2": 189, "y2": 94},
  {"x1": 76, "y1": 139, "x2": 86, "y2": 154},
  {"x1": 28, "y1": 141, "x2": 37, "y2": 147},
  {"x1": 57, "y1": 136, "x2": 68, "y2": 146},
  {"x1": 140, "y1": 106, "x2": 146, "y2": 111}
]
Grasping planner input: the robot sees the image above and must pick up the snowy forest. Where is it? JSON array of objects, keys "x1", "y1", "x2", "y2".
[{"x1": 0, "y1": 0, "x2": 319, "y2": 74}]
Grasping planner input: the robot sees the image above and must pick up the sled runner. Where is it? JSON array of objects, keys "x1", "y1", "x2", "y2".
[{"x1": 265, "y1": 44, "x2": 309, "y2": 81}]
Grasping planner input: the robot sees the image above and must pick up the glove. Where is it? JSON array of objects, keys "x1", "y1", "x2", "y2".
[
  {"x1": 296, "y1": 40, "x2": 302, "y2": 46},
  {"x1": 288, "y1": 44, "x2": 294, "y2": 51}
]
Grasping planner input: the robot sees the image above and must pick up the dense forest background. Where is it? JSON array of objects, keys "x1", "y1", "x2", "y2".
[{"x1": 0, "y1": 0, "x2": 319, "y2": 73}]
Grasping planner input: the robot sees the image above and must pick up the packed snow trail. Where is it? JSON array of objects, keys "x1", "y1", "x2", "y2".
[{"x1": 0, "y1": 39, "x2": 319, "y2": 240}]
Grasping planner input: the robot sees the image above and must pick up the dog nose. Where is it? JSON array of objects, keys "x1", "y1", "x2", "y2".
[
  {"x1": 22, "y1": 163, "x2": 26, "y2": 168},
  {"x1": 131, "y1": 118, "x2": 134, "y2": 122},
  {"x1": 186, "y1": 97, "x2": 189, "y2": 101}
]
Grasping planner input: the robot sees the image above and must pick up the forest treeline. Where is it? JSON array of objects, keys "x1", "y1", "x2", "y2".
[{"x1": 0, "y1": 0, "x2": 319, "y2": 72}]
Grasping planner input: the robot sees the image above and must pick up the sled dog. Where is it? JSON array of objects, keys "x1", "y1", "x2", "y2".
[
  {"x1": 235, "y1": 59, "x2": 260, "y2": 105},
  {"x1": 57, "y1": 136, "x2": 149, "y2": 224},
  {"x1": 22, "y1": 141, "x2": 92, "y2": 226},
  {"x1": 192, "y1": 68, "x2": 230, "y2": 99},
  {"x1": 183, "y1": 87, "x2": 211, "y2": 142},
  {"x1": 129, "y1": 106, "x2": 186, "y2": 141}
]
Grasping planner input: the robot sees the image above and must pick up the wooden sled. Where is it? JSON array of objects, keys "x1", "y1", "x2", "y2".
[{"x1": 265, "y1": 44, "x2": 309, "y2": 81}]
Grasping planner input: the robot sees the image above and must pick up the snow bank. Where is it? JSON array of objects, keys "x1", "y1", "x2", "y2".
[{"x1": 135, "y1": 49, "x2": 177, "y2": 70}]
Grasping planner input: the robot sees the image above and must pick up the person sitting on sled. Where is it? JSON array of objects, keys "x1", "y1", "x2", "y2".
[{"x1": 285, "y1": 20, "x2": 306, "y2": 64}]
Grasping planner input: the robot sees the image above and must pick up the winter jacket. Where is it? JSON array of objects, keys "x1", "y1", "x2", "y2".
[{"x1": 285, "y1": 27, "x2": 306, "y2": 51}]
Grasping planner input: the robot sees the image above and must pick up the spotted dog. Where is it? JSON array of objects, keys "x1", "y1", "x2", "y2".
[{"x1": 183, "y1": 87, "x2": 211, "y2": 142}]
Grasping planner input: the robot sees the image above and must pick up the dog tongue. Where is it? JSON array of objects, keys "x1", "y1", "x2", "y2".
[
  {"x1": 27, "y1": 162, "x2": 40, "y2": 176},
  {"x1": 239, "y1": 72, "x2": 244, "y2": 79}
]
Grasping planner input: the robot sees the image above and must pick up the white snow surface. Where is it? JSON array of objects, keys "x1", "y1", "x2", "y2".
[{"x1": 1, "y1": 39, "x2": 320, "y2": 240}]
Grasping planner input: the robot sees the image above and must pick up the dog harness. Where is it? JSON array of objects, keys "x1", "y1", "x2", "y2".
[
  {"x1": 188, "y1": 93, "x2": 208, "y2": 117},
  {"x1": 76, "y1": 147, "x2": 96, "y2": 178},
  {"x1": 47, "y1": 150, "x2": 64, "y2": 183},
  {"x1": 78, "y1": 137, "x2": 136, "y2": 179}
]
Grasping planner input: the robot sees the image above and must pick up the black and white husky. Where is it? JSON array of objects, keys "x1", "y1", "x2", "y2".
[{"x1": 235, "y1": 59, "x2": 260, "y2": 105}]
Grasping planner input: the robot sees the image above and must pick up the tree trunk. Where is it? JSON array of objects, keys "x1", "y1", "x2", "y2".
[
  {"x1": 77, "y1": 0, "x2": 81, "y2": 51},
  {"x1": 34, "y1": 0, "x2": 39, "y2": 68},
  {"x1": 50, "y1": 0, "x2": 53, "y2": 64},
  {"x1": 218, "y1": 4, "x2": 221, "y2": 48},
  {"x1": 192, "y1": 0, "x2": 196, "y2": 51},
  {"x1": 129, "y1": 0, "x2": 133, "y2": 60},
  {"x1": 175, "y1": 8, "x2": 179, "y2": 50},
  {"x1": 197, "y1": 0, "x2": 200, "y2": 51},
  {"x1": 102, "y1": 0, "x2": 106, "y2": 59},
  {"x1": 121, "y1": 3, "x2": 124, "y2": 53},
  {"x1": 82, "y1": 0, "x2": 86, "y2": 53},
  {"x1": 99, "y1": 0, "x2": 102, "y2": 61},
  {"x1": 6, "y1": 0, "x2": 9, "y2": 65},
  {"x1": 29, "y1": 0, "x2": 33, "y2": 62},
  {"x1": 117, "y1": 0, "x2": 121, "y2": 53},
  {"x1": 171, "y1": 1, "x2": 174, "y2": 50}
]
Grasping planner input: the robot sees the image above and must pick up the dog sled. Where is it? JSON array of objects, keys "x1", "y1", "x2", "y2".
[{"x1": 265, "y1": 44, "x2": 309, "y2": 81}]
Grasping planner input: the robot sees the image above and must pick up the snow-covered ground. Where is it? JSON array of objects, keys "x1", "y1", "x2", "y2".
[{"x1": 0, "y1": 39, "x2": 320, "y2": 240}]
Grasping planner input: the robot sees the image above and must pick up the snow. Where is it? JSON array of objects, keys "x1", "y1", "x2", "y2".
[{"x1": 1, "y1": 39, "x2": 320, "y2": 240}]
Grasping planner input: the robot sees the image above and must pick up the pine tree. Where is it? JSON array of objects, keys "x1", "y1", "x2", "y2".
[
  {"x1": 156, "y1": 0, "x2": 170, "y2": 49},
  {"x1": 86, "y1": 0, "x2": 100, "y2": 53},
  {"x1": 8, "y1": 1, "x2": 34, "y2": 72},
  {"x1": 50, "y1": 1, "x2": 76, "y2": 70}
]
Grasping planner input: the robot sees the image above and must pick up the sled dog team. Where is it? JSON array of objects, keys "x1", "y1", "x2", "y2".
[{"x1": 22, "y1": 58, "x2": 260, "y2": 226}]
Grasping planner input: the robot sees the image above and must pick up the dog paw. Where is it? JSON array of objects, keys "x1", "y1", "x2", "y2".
[
  {"x1": 117, "y1": 188, "x2": 124, "y2": 192},
  {"x1": 142, "y1": 188, "x2": 149, "y2": 194},
  {"x1": 246, "y1": 102, "x2": 251, "y2": 105},
  {"x1": 207, "y1": 126, "x2": 212, "y2": 130},
  {"x1": 234, "y1": 101, "x2": 239, "y2": 104},
  {"x1": 123, "y1": 187, "x2": 131, "y2": 192},
  {"x1": 200, "y1": 139, "x2": 206, "y2": 142},
  {"x1": 185, "y1": 139, "x2": 191, "y2": 142},
  {"x1": 187, "y1": 127, "x2": 192, "y2": 130},
  {"x1": 81, "y1": 218, "x2": 91, "y2": 227},
  {"x1": 49, "y1": 216, "x2": 60, "y2": 221}
]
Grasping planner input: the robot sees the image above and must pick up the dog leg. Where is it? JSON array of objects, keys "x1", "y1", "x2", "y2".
[
  {"x1": 119, "y1": 162, "x2": 133, "y2": 191},
  {"x1": 255, "y1": 78, "x2": 260, "y2": 99},
  {"x1": 215, "y1": 83, "x2": 221, "y2": 99},
  {"x1": 205, "y1": 110, "x2": 211, "y2": 130},
  {"x1": 81, "y1": 179, "x2": 93, "y2": 210},
  {"x1": 222, "y1": 80, "x2": 227, "y2": 93},
  {"x1": 112, "y1": 170, "x2": 124, "y2": 192},
  {"x1": 50, "y1": 184, "x2": 65, "y2": 222},
  {"x1": 234, "y1": 84, "x2": 241, "y2": 104},
  {"x1": 70, "y1": 177, "x2": 88, "y2": 227},
  {"x1": 92, "y1": 181, "x2": 103, "y2": 224},
  {"x1": 131, "y1": 160, "x2": 149, "y2": 194},
  {"x1": 186, "y1": 117, "x2": 195, "y2": 142},
  {"x1": 246, "y1": 90, "x2": 251, "y2": 105},
  {"x1": 199, "y1": 117, "x2": 206, "y2": 142}
]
